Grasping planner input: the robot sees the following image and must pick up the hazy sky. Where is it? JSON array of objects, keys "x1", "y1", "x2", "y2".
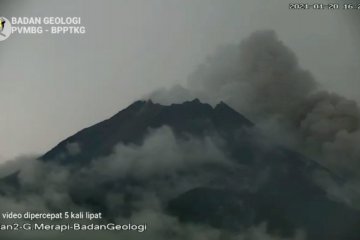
[{"x1": 0, "y1": 0, "x2": 359, "y2": 160}]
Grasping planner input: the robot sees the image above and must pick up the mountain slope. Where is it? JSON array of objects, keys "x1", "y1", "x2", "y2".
[
  {"x1": 41, "y1": 99, "x2": 253, "y2": 165},
  {"x1": 1, "y1": 99, "x2": 360, "y2": 240}
]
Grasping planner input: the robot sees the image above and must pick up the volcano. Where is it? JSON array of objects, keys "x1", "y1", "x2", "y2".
[{"x1": 2, "y1": 99, "x2": 360, "y2": 240}]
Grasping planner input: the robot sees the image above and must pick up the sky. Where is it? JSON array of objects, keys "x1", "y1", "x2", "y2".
[{"x1": 0, "y1": 0, "x2": 359, "y2": 161}]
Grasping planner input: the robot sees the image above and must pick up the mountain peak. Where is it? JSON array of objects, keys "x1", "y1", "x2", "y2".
[
  {"x1": 189, "y1": 98, "x2": 200, "y2": 104},
  {"x1": 41, "y1": 99, "x2": 253, "y2": 164},
  {"x1": 216, "y1": 100, "x2": 227, "y2": 107}
]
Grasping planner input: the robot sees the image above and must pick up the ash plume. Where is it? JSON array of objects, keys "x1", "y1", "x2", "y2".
[
  {"x1": 1, "y1": 29, "x2": 360, "y2": 239},
  {"x1": 151, "y1": 30, "x2": 360, "y2": 180}
]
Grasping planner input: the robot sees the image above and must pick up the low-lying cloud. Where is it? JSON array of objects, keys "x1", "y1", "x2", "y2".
[{"x1": 0, "y1": 126, "x2": 306, "y2": 239}]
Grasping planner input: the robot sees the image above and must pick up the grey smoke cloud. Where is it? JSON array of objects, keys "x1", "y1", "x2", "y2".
[
  {"x1": 0, "y1": 127, "x2": 306, "y2": 240},
  {"x1": 89, "y1": 126, "x2": 230, "y2": 180},
  {"x1": 296, "y1": 92, "x2": 360, "y2": 175},
  {"x1": 2, "y1": 0, "x2": 360, "y2": 161},
  {"x1": 150, "y1": 30, "x2": 360, "y2": 180},
  {"x1": 314, "y1": 170, "x2": 360, "y2": 210},
  {"x1": 188, "y1": 30, "x2": 316, "y2": 118},
  {"x1": 1, "y1": 1, "x2": 359, "y2": 238}
]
